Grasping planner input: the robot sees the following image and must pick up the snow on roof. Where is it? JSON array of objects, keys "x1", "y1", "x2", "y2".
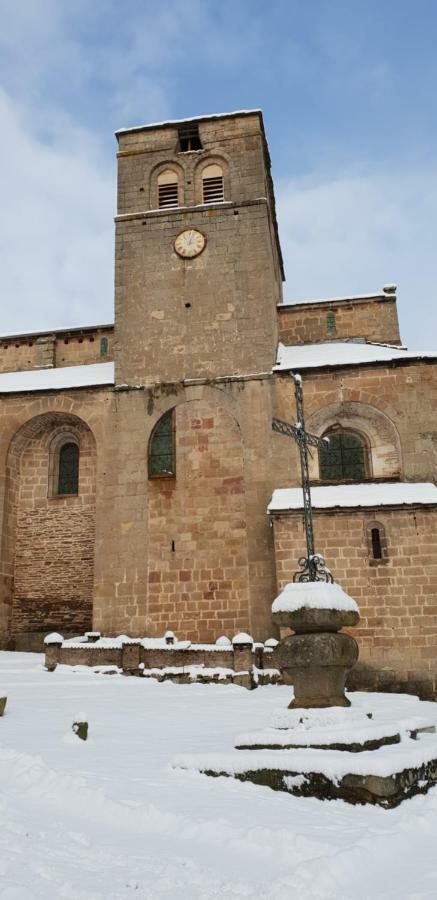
[
  {"x1": 278, "y1": 291, "x2": 390, "y2": 309},
  {"x1": 0, "y1": 323, "x2": 113, "y2": 341},
  {"x1": 274, "y1": 341, "x2": 437, "y2": 372},
  {"x1": 268, "y1": 482, "x2": 437, "y2": 512},
  {"x1": 115, "y1": 109, "x2": 261, "y2": 136},
  {"x1": 0, "y1": 361, "x2": 114, "y2": 394}
]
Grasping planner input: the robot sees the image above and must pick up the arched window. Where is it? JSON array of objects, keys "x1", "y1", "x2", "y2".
[
  {"x1": 149, "y1": 410, "x2": 175, "y2": 478},
  {"x1": 202, "y1": 164, "x2": 224, "y2": 203},
  {"x1": 158, "y1": 170, "x2": 179, "y2": 209},
  {"x1": 367, "y1": 521, "x2": 388, "y2": 564},
  {"x1": 319, "y1": 429, "x2": 368, "y2": 482},
  {"x1": 58, "y1": 442, "x2": 79, "y2": 495},
  {"x1": 100, "y1": 336, "x2": 108, "y2": 357}
]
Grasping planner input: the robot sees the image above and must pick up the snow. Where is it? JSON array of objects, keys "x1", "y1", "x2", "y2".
[
  {"x1": 272, "y1": 581, "x2": 359, "y2": 614},
  {"x1": 44, "y1": 632, "x2": 64, "y2": 645},
  {"x1": 269, "y1": 481, "x2": 437, "y2": 512},
  {"x1": 0, "y1": 362, "x2": 114, "y2": 393},
  {"x1": 237, "y1": 692, "x2": 437, "y2": 749},
  {"x1": 232, "y1": 632, "x2": 254, "y2": 645},
  {"x1": 115, "y1": 109, "x2": 261, "y2": 135},
  {"x1": 177, "y1": 735, "x2": 437, "y2": 779},
  {"x1": 216, "y1": 635, "x2": 232, "y2": 647},
  {"x1": 3, "y1": 652, "x2": 437, "y2": 899},
  {"x1": 274, "y1": 340, "x2": 437, "y2": 371},
  {"x1": 279, "y1": 289, "x2": 394, "y2": 307}
]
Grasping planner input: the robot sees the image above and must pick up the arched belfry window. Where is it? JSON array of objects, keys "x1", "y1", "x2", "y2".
[
  {"x1": 158, "y1": 170, "x2": 179, "y2": 209},
  {"x1": 149, "y1": 410, "x2": 175, "y2": 478},
  {"x1": 58, "y1": 442, "x2": 79, "y2": 495},
  {"x1": 319, "y1": 429, "x2": 368, "y2": 482},
  {"x1": 202, "y1": 164, "x2": 224, "y2": 203}
]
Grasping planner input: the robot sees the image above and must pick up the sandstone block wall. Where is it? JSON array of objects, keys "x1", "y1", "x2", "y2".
[
  {"x1": 0, "y1": 326, "x2": 113, "y2": 374},
  {"x1": 114, "y1": 201, "x2": 279, "y2": 384},
  {"x1": 114, "y1": 112, "x2": 282, "y2": 387},
  {"x1": 271, "y1": 506, "x2": 437, "y2": 698},
  {"x1": 273, "y1": 361, "x2": 437, "y2": 485},
  {"x1": 277, "y1": 294, "x2": 401, "y2": 347}
]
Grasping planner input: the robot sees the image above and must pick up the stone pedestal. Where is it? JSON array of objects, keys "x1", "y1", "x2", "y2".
[{"x1": 271, "y1": 582, "x2": 360, "y2": 709}]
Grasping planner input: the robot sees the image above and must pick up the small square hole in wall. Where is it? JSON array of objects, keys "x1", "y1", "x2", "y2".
[{"x1": 178, "y1": 123, "x2": 202, "y2": 152}]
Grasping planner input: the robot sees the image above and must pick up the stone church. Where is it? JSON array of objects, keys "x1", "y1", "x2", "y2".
[{"x1": 1, "y1": 110, "x2": 437, "y2": 696}]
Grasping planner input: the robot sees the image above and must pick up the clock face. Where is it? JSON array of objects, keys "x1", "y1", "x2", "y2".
[{"x1": 174, "y1": 228, "x2": 206, "y2": 259}]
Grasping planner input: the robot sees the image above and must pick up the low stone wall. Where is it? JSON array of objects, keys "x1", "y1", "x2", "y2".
[{"x1": 44, "y1": 631, "x2": 280, "y2": 689}]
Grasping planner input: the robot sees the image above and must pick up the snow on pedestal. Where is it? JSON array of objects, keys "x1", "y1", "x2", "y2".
[
  {"x1": 272, "y1": 581, "x2": 359, "y2": 615},
  {"x1": 271, "y1": 581, "x2": 360, "y2": 709}
]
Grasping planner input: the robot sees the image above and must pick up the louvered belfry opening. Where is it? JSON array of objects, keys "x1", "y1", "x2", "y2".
[
  {"x1": 178, "y1": 122, "x2": 202, "y2": 152},
  {"x1": 158, "y1": 170, "x2": 179, "y2": 209},
  {"x1": 202, "y1": 164, "x2": 224, "y2": 203}
]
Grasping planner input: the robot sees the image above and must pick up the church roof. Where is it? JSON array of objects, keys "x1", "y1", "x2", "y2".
[
  {"x1": 0, "y1": 361, "x2": 114, "y2": 394},
  {"x1": 268, "y1": 482, "x2": 437, "y2": 513},
  {"x1": 115, "y1": 109, "x2": 262, "y2": 136},
  {"x1": 275, "y1": 341, "x2": 437, "y2": 372}
]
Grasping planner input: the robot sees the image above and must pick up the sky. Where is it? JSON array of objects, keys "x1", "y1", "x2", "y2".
[{"x1": 1, "y1": 0, "x2": 436, "y2": 348}]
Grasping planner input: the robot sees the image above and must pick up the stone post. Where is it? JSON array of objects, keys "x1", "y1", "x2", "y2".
[
  {"x1": 121, "y1": 640, "x2": 142, "y2": 675},
  {"x1": 232, "y1": 633, "x2": 254, "y2": 689},
  {"x1": 44, "y1": 633, "x2": 63, "y2": 671}
]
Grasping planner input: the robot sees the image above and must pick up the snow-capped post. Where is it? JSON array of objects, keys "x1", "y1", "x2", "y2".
[
  {"x1": 121, "y1": 639, "x2": 142, "y2": 675},
  {"x1": 232, "y1": 633, "x2": 254, "y2": 689},
  {"x1": 272, "y1": 372, "x2": 332, "y2": 583},
  {"x1": 84, "y1": 631, "x2": 101, "y2": 644},
  {"x1": 43, "y1": 633, "x2": 63, "y2": 671},
  {"x1": 72, "y1": 717, "x2": 88, "y2": 741},
  {"x1": 271, "y1": 582, "x2": 360, "y2": 708},
  {"x1": 0, "y1": 696, "x2": 6, "y2": 716}
]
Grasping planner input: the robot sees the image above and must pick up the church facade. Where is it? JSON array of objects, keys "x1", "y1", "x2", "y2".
[{"x1": 1, "y1": 110, "x2": 437, "y2": 697}]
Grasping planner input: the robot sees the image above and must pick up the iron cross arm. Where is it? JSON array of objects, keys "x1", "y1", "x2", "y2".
[{"x1": 272, "y1": 417, "x2": 328, "y2": 449}]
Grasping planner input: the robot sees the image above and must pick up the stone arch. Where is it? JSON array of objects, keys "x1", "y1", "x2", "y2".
[
  {"x1": 145, "y1": 392, "x2": 250, "y2": 643},
  {"x1": 2, "y1": 411, "x2": 97, "y2": 647},
  {"x1": 149, "y1": 159, "x2": 186, "y2": 210},
  {"x1": 193, "y1": 153, "x2": 231, "y2": 205},
  {"x1": 306, "y1": 401, "x2": 402, "y2": 481}
]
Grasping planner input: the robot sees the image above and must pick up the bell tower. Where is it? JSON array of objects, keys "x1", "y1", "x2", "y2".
[{"x1": 114, "y1": 110, "x2": 284, "y2": 385}]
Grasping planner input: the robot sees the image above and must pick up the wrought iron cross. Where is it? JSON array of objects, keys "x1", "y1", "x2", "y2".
[{"x1": 273, "y1": 372, "x2": 333, "y2": 583}]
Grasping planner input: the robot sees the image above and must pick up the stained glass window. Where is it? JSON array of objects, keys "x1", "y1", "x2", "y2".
[
  {"x1": 319, "y1": 430, "x2": 367, "y2": 482},
  {"x1": 100, "y1": 337, "x2": 108, "y2": 357},
  {"x1": 149, "y1": 411, "x2": 175, "y2": 477},
  {"x1": 58, "y1": 442, "x2": 79, "y2": 495}
]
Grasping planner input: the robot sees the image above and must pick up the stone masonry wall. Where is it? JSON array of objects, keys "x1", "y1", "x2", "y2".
[
  {"x1": 273, "y1": 361, "x2": 437, "y2": 485},
  {"x1": 272, "y1": 507, "x2": 437, "y2": 698},
  {"x1": 277, "y1": 295, "x2": 401, "y2": 347},
  {"x1": 147, "y1": 398, "x2": 251, "y2": 642},
  {"x1": 114, "y1": 112, "x2": 282, "y2": 387},
  {"x1": 0, "y1": 326, "x2": 113, "y2": 374},
  {"x1": 10, "y1": 414, "x2": 96, "y2": 638}
]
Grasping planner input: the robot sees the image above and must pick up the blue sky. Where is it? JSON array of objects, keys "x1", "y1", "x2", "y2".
[{"x1": 1, "y1": 0, "x2": 437, "y2": 347}]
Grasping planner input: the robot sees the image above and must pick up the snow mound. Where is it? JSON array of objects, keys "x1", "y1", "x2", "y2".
[{"x1": 272, "y1": 581, "x2": 359, "y2": 614}]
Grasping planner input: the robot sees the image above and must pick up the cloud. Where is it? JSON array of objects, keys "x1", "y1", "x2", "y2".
[
  {"x1": 276, "y1": 167, "x2": 437, "y2": 348},
  {"x1": 0, "y1": 89, "x2": 114, "y2": 334}
]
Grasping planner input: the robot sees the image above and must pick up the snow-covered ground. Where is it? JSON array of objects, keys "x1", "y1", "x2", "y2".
[{"x1": 1, "y1": 653, "x2": 437, "y2": 899}]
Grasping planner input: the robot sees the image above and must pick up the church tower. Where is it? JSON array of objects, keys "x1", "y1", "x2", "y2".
[{"x1": 114, "y1": 111, "x2": 284, "y2": 385}]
